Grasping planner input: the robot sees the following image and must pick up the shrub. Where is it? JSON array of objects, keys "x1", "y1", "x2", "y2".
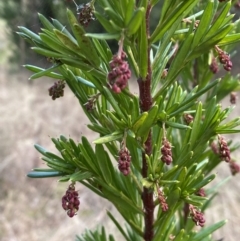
[{"x1": 18, "y1": 0, "x2": 240, "y2": 240}]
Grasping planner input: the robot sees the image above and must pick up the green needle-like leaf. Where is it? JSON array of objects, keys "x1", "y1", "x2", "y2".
[
  {"x1": 93, "y1": 131, "x2": 123, "y2": 144},
  {"x1": 191, "y1": 0, "x2": 214, "y2": 49},
  {"x1": 191, "y1": 220, "x2": 227, "y2": 241},
  {"x1": 27, "y1": 171, "x2": 63, "y2": 178}
]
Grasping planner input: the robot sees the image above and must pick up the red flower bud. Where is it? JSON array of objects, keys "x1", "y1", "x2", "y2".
[
  {"x1": 189, "y1": 204, "x2": 205, "y2": 227},
  {"x1": 161, "y1": 138, "x2": 173, "y2": 165},
  {"x1": 62, "y1": 183, "x2": 80, "y2": 218},
  {"x1": 218, "y1": 135, "x2": 231, "y2": 162},
  {"x1": 229, "y1": 160, "x2": 240, "y2": 176},
  {"x1": 108, "y1": 51, "x2": 131, "y2": 94},
  {"x1": 48, "y1": 80, "x2": 65, "y2": 100},
  {"x1": 118, "y1": 147, "x2": 131, "y2": 176}
]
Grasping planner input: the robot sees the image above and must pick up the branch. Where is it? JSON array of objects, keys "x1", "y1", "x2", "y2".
[{"x1": 138, "y1": 3, "x2": 154, "y2": 241}]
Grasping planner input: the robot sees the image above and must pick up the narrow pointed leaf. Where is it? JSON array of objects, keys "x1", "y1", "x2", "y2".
[
  {"x1": 191, "y1": 0, "x2": 214, "y2": 49},
  {"x1": 93, "y1": 131, "x2": 123, "y2": 144},
  {"x1": 85, "y1": 33, "x2": 120, "y2": 40},
  {"x1": 24, "y1": 65, "x2": 63, "y2": 79},
  {"x1": 29, "y1": 63, "x2": 62, "y2": 80},
  {"x1": 27, "y1": 171, "x2": 63, "y2": 178},
  {"x1": 192, "y1": 220, "x2": 227, "y2": 241}
]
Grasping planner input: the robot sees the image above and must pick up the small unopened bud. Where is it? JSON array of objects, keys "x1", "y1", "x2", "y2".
[
  {"x1": 196, "y1": 188, "x2": 206, "y2": 197},
  {"x1": 210, "y1": 141, "x2": 219, "y2": 155},
  {"x1": 77, "y1": 3, "x2": 95, "y2": 27},
  {"x1": 108, "y1": 51, "x2": 131, "y2": 94},
  {"x1": 183, "y1": 113, "x2": 194, "y2": 125},
  {"x1": 229, "y1": 160, "x2": 240, "y2": 176},
  {"x1": 48, "y1": 80, "x2": 65, "y2": 100},
  {"x1": 62, "y1": 183, "x2": 80, "y2": 218},
  {"x1": 209, "y1": 56, "x2": 219, "y2": 74},
  {"x1": 223, "y1": 60, "x2": 232, "y2": 71}
]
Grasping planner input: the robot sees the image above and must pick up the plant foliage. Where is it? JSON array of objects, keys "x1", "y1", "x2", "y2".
[{"x1": 18, "y1": 0, "x2": 240, "y2": 240}]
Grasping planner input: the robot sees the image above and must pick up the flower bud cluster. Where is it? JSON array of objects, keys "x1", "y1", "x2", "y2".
[
  {"x1": 215, "y1": 47, "x2": 232, "y2": 71},
  {"x1": 209, "y1": 56, "x2": 219, "y2": 74},
  {"x1": 196, "y1": 188, "x2": 206, "y2": 197},
  {"x1": 108, "y1": 51, "x2": 131, "y2": 93},
  {"x1": 77, "y1": 3, "x2": 95, "y2": 27},
  {"x1": 118, "y1": 147, "x2": 131, "y2": 176},
  {"x1": 218, "y1": 135, "x2": 231, "y2": 162},
  {"x1": 157, "y1": 188, "x2": 168, "y2": 212},
  {"x1": 62, "y1": 183, "x2": 80, "y2": 218},
  {"x1": 189, "y1": 204, "x2": 205, "y2": 227},
  {"x1": 229, "y1": 160, "x2": 240, "y2": 176},
  {"x1": 210, "y1": 141, "x2": 219, "y2": 155},
  {"x1": 48, "y1": 80, "x2": 65, "y2": 100},
  {"x1": 161, "y1": 138, "x2": 173, "y2": 165}
]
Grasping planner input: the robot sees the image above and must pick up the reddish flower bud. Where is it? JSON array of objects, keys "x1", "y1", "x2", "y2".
[
  {"x1": 196, "y1": 188, "x2": 206, "y2": 197},
  {"x1": 108, "y1": 51, "x2": 131, "y2": 94},
  {"x1": 48, "y1": 80, "x2": 65, "y2": 100},
  {"x1": 157, "y1": 188, "x2": 168, "y2": 212},
  {"x1": 161, "y1": 138, "x2": 173, "y2": 165},
  {"x1": 189, "y1": 204, "x2": 205, "y2": 227},
  {"x1": 210, "y1": 141, "x2": 219, "y2": 155},
  {"x1": 218, "y1": 135, "x2": 231, "y2": 162},
  {"x1": 62, "y1": 183, "x2": 80, "y2": 218},
  {"x1": 67, "y1": 209, "x2": 76, "y2": 218},
  {"x1": 209, "y1": 56, "x2": 219, "y2": 74},
  {"x1": 118, "y1": 147, "x2": 131, "y2": 176},
  {"x1": 223, "y1": 60, "x2": 232, "y2": 71},
  {"x1": 183, "y1": 113, "x2": 194, "y2": 125}
]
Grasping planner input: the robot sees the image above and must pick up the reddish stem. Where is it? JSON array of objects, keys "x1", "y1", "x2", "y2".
[{"x1": 138, "y1": 3, "x2": 154, "y2": 241}]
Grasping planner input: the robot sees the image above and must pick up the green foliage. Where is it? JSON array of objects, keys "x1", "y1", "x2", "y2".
[
  {"x1": 18, "y1": 0, "x2": 240, "y2": 241},
  {"x1": 76, "y1": 226, "x2": 116, "y2": 241}
]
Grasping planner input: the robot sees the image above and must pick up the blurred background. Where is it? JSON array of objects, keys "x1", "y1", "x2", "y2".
[{"x1": 0, "y1": 1, "x2": 240, "y2": 240}]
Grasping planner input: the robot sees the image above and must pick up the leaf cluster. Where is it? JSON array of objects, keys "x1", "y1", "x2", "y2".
[{"x1": 17, "y1": 0, "x2": 240, "y2": 240}]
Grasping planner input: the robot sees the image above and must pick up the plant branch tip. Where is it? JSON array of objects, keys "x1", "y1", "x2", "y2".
[{"x1": 17, "y1": 2, "x2": 240, "y2": 239}]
